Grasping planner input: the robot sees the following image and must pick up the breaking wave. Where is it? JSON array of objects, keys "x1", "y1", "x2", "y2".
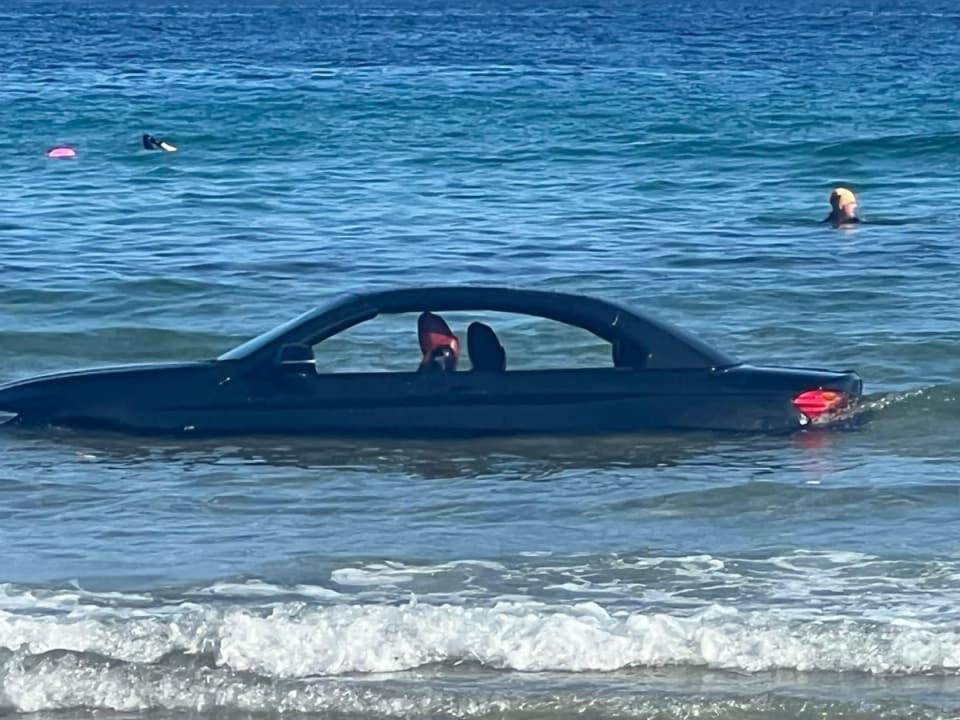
[
  {"x1": 1, "y1": 649, "x2": 952, "y2": 718},
  {"x1": 2, "y1": 589, "x2": 959, "y2": 684}
]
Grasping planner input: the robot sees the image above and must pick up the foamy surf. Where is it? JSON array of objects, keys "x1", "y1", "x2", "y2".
[
  {"x1": 2, "y1": 649, "x2": 953, "y2": 718},
  {"x1": 2, "y1": 594, "x2": 959, "y2": 681}
]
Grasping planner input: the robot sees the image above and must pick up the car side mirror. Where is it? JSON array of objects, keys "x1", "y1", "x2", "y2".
[{"x1": 274, "y1": 343, "x2": 316, "y2": 373}]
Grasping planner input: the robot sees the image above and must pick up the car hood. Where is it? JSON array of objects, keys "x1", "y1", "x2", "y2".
[
  {"x1": 0, "y1": 361, "x2": 213, "y2": 388},
  {"x1": 0, "y1": 362, "x2": 218, "y2": 413}
]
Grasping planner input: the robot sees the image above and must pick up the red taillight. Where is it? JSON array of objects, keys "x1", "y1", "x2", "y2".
[{"x1": 793, "y1": 389, "x2": 846, "y2": 419}]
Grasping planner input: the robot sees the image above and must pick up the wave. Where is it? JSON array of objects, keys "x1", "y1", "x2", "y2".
[
  {"x1": 628, "y1": 131, "x2": 960, "y2": 162},
  {"x1": 0, "y1": 327, "x2": 232, "y2": 366},
  {"x1": 2, "y1": 586, "x2": 959, "y2": 679},
  {"x1": 622, "y1": 479, "x2": 960, "y2": 517},
  {"x1": 862, "y1": 384, "x2": 960, "y2": 417},
  {"x1": 1, "y1": 648, "x2": 952, "y2": 718},
  {"x1": 5, "y1": 548, "x2": 959, "y2": 618}
]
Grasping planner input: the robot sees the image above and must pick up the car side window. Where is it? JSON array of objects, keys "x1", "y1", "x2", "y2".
[
  {"x1": 309, "y1": 312, "x2": 630, "y2": 374},
  {"x1": 310, "y1": 313, "x2": 416, "y2": 374}
]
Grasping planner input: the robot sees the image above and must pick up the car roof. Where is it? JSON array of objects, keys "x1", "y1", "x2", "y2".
[
  {"x1": 349, "y1": 286, "x2": 624, "y2": 321},
  {"x1": 219, "y1": 285, "x2": 737, "y2": 369}
]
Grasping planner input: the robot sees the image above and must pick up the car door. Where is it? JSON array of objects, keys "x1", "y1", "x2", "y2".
[
  {"x1": 441, "y1": 370, "x2": 507, "y2": 435},
  {"x1": 242, "y1": 367, "x2": 462, "y2": 436},
  {"x1": 487, "y1": 367, "x2": 712, "y2": 434}
]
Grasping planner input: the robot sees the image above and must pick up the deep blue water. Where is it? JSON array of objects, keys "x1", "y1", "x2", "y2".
[{"x1": 2, "y1": 1, "x2": 960, "y2": 718}]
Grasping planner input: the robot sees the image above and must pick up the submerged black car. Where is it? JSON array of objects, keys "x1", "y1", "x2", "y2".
[{"x1": 0, "y1": 287, "x2": 862, "y2": 436}]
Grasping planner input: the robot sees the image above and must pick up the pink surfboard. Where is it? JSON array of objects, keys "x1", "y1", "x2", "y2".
[{"x1": 46, "y1": 146, "x2": 77, "y2": 159}]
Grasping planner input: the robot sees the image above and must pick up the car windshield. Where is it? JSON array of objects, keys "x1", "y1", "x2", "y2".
[{"x1": 217, "y1": 295, "x2": 355, "y2": 361}]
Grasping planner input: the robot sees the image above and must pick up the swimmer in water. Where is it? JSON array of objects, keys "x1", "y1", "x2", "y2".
[
  {"x1": 142, "y1": 134, "x2": 177, "y2": 152},
  {"x1": 825, "y1": 186, "x2": 860, "y2": 226}
]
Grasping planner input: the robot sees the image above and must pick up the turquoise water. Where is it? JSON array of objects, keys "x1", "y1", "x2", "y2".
[{"x1": 2, "y1": 1, "x2": 960, "y2": 718}]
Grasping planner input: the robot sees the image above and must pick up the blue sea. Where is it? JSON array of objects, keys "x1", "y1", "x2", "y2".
[{"x1": 2, "y1": 0, "x2": 960, "y2": 717}]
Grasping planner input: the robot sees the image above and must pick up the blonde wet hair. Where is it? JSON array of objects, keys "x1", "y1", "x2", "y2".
[{"x1": 830, "y1": 186, "x2": 857, "y2": 210}]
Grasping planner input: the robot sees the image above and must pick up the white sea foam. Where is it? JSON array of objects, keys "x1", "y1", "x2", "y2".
[
  {"x1": 331, "y1": 559, "x2": 508, "y2": 588},
  {"x1": 2, "y1": 598, "x2": 960, "y2": 679},
  {"x1": 0, "y1": 606, "x2": 216, "y2": 663},
  {"x1": 196, "y1": 579, "x2": 343, "y2": 600},
  {"x1": 0, "y1": 584, "x2": 155, "y2": 613},
  {"x1": 331, "y1": 566, "x2": 416, "y2": 587},
  {"x1": 3, "y1": 652, "x2": 943, "y2": 718},
  {"x1": 5, "y1": 549, "x2": 960, "y2": 624},
  {"x1": 2, "y1": 550, "x2": 960, "y2": 688}
]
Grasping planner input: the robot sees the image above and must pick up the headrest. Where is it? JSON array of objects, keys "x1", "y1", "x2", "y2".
[
  {"x1": 467, "y1": 322, "x2": 506, "y2": 372},
  {"x1": 418, "y1": 312, "x2": 460, "y2": 371}
]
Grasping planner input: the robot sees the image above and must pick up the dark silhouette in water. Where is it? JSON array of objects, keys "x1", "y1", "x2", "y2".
[{"x1": 142, "y1": 134, "x2": 177, "y2": 152}]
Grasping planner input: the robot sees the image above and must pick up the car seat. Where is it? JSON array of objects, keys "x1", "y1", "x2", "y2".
[
  {"x1": 418, "y1": 312, "x2": 460, "y2": 372},
  {"x1": 467, "y1": 322, "x2": 506, "y2": 372}
]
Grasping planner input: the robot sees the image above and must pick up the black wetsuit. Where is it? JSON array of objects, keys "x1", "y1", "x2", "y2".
[{"x1": 824, "y1": 214, "x2": 861, "y2": 226}]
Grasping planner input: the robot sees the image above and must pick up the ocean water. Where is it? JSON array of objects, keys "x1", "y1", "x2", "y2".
[{"x1": 3, "y1": 0, "x2": 960, "y2": 717}]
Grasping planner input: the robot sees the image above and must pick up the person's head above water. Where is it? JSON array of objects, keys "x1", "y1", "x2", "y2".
[{"x1": 826, "y1": 186, "x2": 860, "y2": 226}]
